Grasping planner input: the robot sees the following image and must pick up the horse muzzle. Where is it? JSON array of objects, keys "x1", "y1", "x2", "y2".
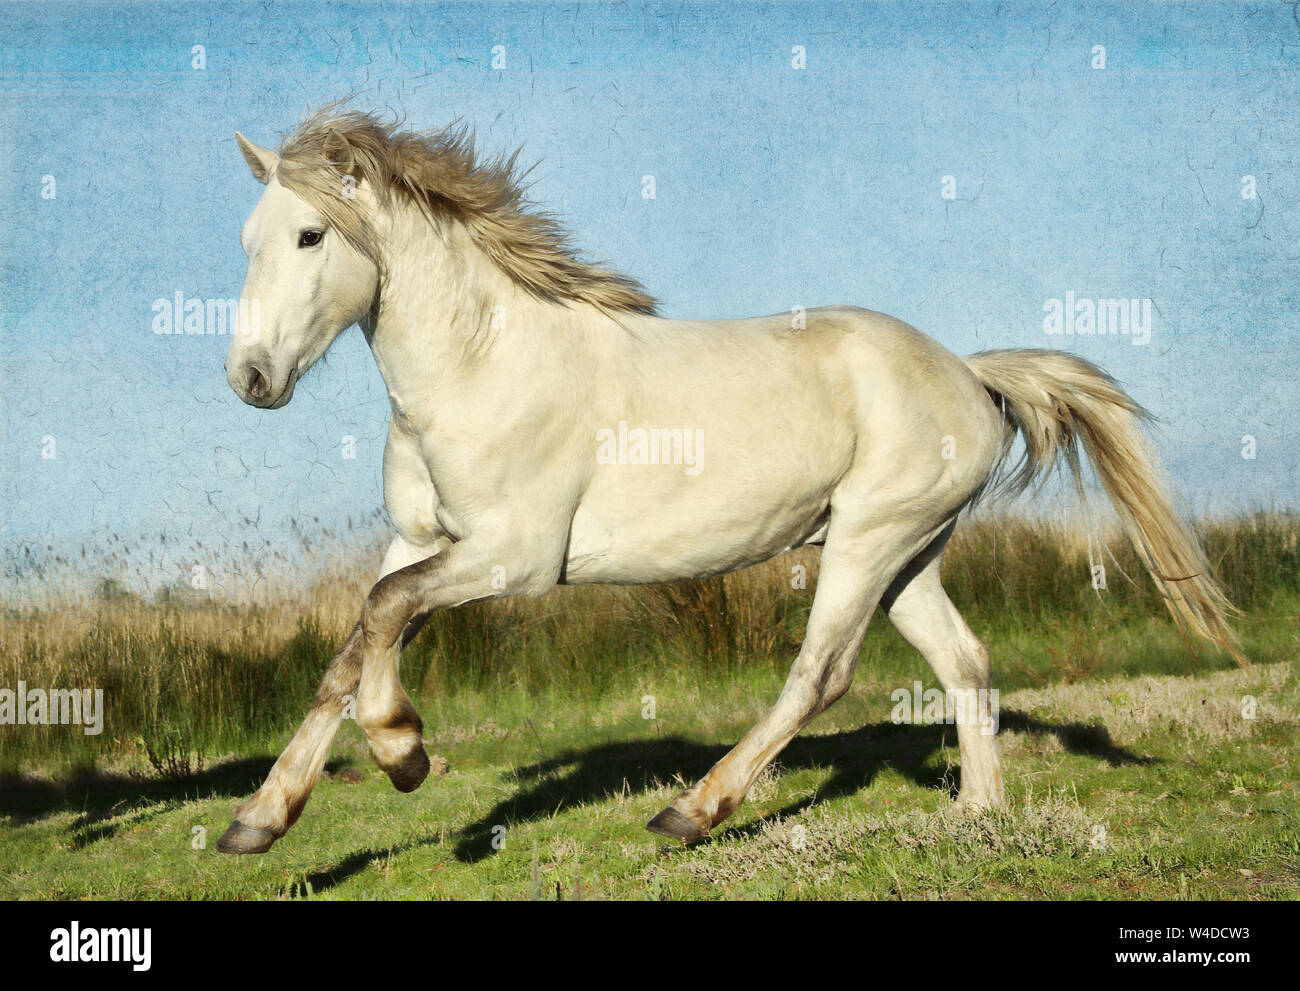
[{"x1": 228, "y1": 358, "x2": 298, "y2": 409}]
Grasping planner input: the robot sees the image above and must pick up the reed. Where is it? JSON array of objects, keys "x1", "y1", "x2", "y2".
[{"x1": 2, "y1": 510, "x2": 1295, "y2": 776}]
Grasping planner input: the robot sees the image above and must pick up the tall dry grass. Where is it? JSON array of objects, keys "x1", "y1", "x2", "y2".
[{"x1": 1, "y1": 511, "x2": 1295, "y2": 775}]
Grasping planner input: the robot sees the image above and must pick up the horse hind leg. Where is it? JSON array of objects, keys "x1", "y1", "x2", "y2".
[
  {"x1": 882, "y1": 536, "x2": 1004, "y2": 810},
  {"x1": 647, "y1": 517, "x2": 936, "y2": 843}
]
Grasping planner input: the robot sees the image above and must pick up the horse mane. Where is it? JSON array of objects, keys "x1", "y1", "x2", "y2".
[{"x1": 275, "y1": 106, "x2": 658, "y2": 315}]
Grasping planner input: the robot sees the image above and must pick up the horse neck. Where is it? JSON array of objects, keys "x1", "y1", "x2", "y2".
[{"x1": 363, "y1": 204, "x2": 550, "y2": 412}]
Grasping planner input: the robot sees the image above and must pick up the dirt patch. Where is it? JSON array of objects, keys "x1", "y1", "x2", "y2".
[{"x1": 1004, "y1": 663, "x2": 1296, "y2": 746}]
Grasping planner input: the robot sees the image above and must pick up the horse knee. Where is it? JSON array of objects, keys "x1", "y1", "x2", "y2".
[{"x1": 356, "y1": 679, "x2": 419, "y2": 730}]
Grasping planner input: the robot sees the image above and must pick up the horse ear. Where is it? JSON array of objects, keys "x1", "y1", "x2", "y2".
[
  {"x1": 236, "y1": 132, "x2": 278, "y2": 184},
  {"x1": 322, "y1": 128, "x2": 355, "y2": 175}
]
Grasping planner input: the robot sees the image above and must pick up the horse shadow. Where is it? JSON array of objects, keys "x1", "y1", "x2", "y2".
[
  {"x1": 446, "y1": 708, "x2": 1152, "y2": 865},
  {"x1": 2, "y1": 710, "x2": 1151, "y2": 892},
  {"x1": 0, "y1": 756, "x2": 346, "y2": 850},
  {"x1": 290, "y1": 709, "x2": 1152, "y2": 893}
]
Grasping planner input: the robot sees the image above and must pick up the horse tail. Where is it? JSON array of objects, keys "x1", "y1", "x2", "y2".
[{"x1": 964, "y1": 348, "x2": 1245, "y2": 666}]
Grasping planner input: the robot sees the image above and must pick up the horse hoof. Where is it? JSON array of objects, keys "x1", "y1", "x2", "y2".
[
  {"x1": 386, "y1": 745, "x2": 430, "y2": 793},
  {"x1": 646, "y1": 806, "x2": 709, "y2": 844},
  {"x1": 216, "y1": 820, "x2": 278, "y2": 855}
]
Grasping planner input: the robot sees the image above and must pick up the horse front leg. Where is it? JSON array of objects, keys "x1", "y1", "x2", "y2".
[
  {"x1": 353, "y1": 536, "x2": 446, "y2": 793},
  {"x1": 216, "y1": 536, "x2": 442, "y2": 855},
  {"x1": 217, "y1": 623, "x2": 365, "y2": 854},
  {"x1": 349, "y1": 538, "x2": 538, "y2": 788},
  {"x1": 353, "y1": 616, "x2": 433, "y2": 793}
]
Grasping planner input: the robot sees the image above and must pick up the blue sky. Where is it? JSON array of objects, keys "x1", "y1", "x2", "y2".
[{"x1": 1, "y1": 1, "x2": 1297, "y2": 596}]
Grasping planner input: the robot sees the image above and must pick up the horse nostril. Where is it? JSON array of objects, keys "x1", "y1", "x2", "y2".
[{"x1": 245, "y1": 364, "x2": 269, "y2": 399}]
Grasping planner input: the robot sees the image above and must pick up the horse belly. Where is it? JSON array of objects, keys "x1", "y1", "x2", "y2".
[{"x1": 562, "y1": 463, "x2": 836, "y2": 585}]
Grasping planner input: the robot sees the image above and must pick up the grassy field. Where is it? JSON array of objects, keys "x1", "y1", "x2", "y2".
[{"x1": 1, "y1": 512, "x2": 1297, "y2": 899}]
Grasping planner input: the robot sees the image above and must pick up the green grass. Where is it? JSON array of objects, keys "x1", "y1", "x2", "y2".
[
  {"x1": 2, "y1": 512, "x2": 1298, "y2": 899},
  {"x1": 2, "y1": 593, "x2": 1297, "y2": 900}
]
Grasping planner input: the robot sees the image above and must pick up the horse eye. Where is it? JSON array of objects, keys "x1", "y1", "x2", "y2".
[{"x1": 298, "y1": 229, "x2": 324, "y2": 248}]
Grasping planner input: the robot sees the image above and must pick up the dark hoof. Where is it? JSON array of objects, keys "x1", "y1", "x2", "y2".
[
  {"x1": 646, "y1": 806, "x2": 709, "y2": 844},
  {"x1": 216, "y1": 820, "x2": 278, "y2": 855},
  {"x1": 386, "y1": 745, "x2": 430, "y2": 793}
]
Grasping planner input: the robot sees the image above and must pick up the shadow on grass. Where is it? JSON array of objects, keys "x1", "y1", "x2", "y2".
[
  {"x1": 0, "y1": 708, "x2": 1151, "y2": 890},
  {"x1": 0, "y1": 756, "x2": 347, "y2": 849},
  {"x1": 447, "y1": 708, "x2": 1153, "y2": 865}
]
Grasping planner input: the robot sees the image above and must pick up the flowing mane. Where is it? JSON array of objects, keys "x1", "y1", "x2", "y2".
[{"x1": 274, "y1": 107, "x2": 657, "y2": 314}]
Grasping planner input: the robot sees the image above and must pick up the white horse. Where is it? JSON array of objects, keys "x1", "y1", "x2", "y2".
[{"x1": 217, "y1": 108, "x2": 1242, "y2": 854}]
